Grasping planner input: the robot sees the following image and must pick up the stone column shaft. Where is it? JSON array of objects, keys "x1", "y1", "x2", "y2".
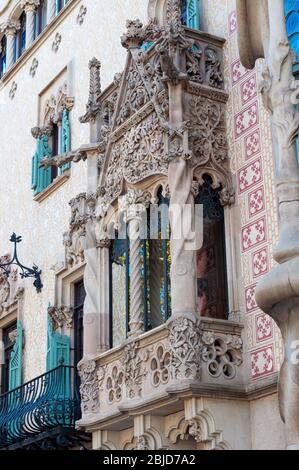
[
  {"x1": 25, "y1": 7, "x2": 36, "y2": 47},
  {"x1": 6, "y1": 33, "x2": 16, "y2": 69},
  {"x1": 128, "y1": 217, "x2": 144, "y2": 337}
]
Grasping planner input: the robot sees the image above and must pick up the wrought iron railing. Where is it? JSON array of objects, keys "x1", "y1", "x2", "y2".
[{"x1": 0, "y1": 365, "x2": 80, "y2": 448}]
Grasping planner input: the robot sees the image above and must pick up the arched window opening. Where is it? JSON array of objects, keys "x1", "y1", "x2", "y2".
[
  {"x1": 16, "y1": 12, "x2": 26, "y2": 60},
  {"x1": 181, "y1": 0, "x2": 201, "y2": 30},
  {"x1": 0, "y1": 36, "x2": 6, "y2": 78},
  {"x1": 195, "y1": 174, "x2": 228, "y2": 320}
]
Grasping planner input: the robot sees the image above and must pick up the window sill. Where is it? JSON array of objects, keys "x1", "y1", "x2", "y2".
[
  {"x1": 33, "y1": 170, "x2": 70, "y2": 203},
  {"x1": 0, "y1": 0, "x2": 81, "y2": 87}
]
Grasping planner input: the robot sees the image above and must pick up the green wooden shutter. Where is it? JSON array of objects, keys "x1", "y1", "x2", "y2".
[
  {"x1": 60, "y1": 108, "x2": 71, "y2": 172},
  {"x1": 31, "y1": 136, "x2": 40, "y2": 192},
  {"x1": 9, "y1": 321, "x2": 23, "y2": 390},
  {"x1": 32, "y1": 133, "x2": 52, "y2": 195},
  {"x1": 46, "y1": 316, "x2": 71, "y2": 371},
  {"x1": 187, "y1": 0, "x2": 200, "y2": 30}
]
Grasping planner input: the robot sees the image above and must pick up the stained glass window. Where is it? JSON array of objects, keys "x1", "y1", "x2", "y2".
[{"x1": 195, "y1": 174, "x2": 228, "y2": 319}]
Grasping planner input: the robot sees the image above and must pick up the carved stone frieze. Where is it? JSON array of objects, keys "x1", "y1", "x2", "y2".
[
  {"x1": 48, "y1": 305, "x2": 74, "y2": 330},
  {"x1": 168, "y1": 317, "x2": 201, "y2": 381},
  {"x1": 78, "y1": 360, "x2": 99, "y2": 415}
]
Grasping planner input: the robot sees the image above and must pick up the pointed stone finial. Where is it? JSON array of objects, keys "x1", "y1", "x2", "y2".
[{"x1": 79, "y1": 58, "x2": 102, "y2": 123}]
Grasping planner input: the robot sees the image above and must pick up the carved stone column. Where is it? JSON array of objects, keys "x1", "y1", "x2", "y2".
[
  {"x1": 79, "y1": 61, "x2": 109, "y2": 358},
  {"x1": 47, "y1": 0, "x2": 56, "y2": 24},
  {"x1": 126, "y1": 189, "x2": 151, "y2": 338},
  {"x1": 21, "y1": 0, "x2": 40, "y2": 47},
  {"x1": 237, "y1": 0, "x2": 299, "y2": 450},
  {"x1": 82, "y1": 192, "x2": 98, "y2": 357},
  {"x1": 0, "y1": 21, "x2": 20, "y2": 69}
]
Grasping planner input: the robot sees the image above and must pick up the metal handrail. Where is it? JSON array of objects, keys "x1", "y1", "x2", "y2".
[{"x1": 0, "y1": 365, "x2": 80, "y2": 448}]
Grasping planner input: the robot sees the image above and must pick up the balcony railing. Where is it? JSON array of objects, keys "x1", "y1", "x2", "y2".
[{"x1": 0, "y1": 365, "x2": 81, "y2": 449}]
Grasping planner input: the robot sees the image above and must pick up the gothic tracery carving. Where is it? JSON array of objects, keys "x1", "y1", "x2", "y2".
[{"x1": 201, "y1": 332, "x2": 243, "y2": 379}]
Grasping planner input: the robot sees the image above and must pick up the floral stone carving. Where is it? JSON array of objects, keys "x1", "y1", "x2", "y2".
[
  {"x1": 168, "y1": 317, "x2": 201, "y2": 381},
  {"x1": 123, "y1": 341, "x2": 148, "y2": 399}
]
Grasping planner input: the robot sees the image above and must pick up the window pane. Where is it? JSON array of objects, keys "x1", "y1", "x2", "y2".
[
  {"x1": 110, "y1": 238, "x2": 129, "y2": 348},
  {"x1": 195, "y1": 175, "x2": 228, "y2": 319}
]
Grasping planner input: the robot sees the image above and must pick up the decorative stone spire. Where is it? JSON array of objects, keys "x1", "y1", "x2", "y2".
[{"x1": 79, "y1": 58, "x2": 102, "y2": 124}]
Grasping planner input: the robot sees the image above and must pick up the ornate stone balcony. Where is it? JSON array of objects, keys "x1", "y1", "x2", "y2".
[{"x1": 77, "y1": 318, "x2": 244, "y2": 432}]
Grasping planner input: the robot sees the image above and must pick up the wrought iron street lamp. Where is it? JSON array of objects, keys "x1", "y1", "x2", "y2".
[{"x1": 0, "y1": 233, "x2": 43, "y2": 293}]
